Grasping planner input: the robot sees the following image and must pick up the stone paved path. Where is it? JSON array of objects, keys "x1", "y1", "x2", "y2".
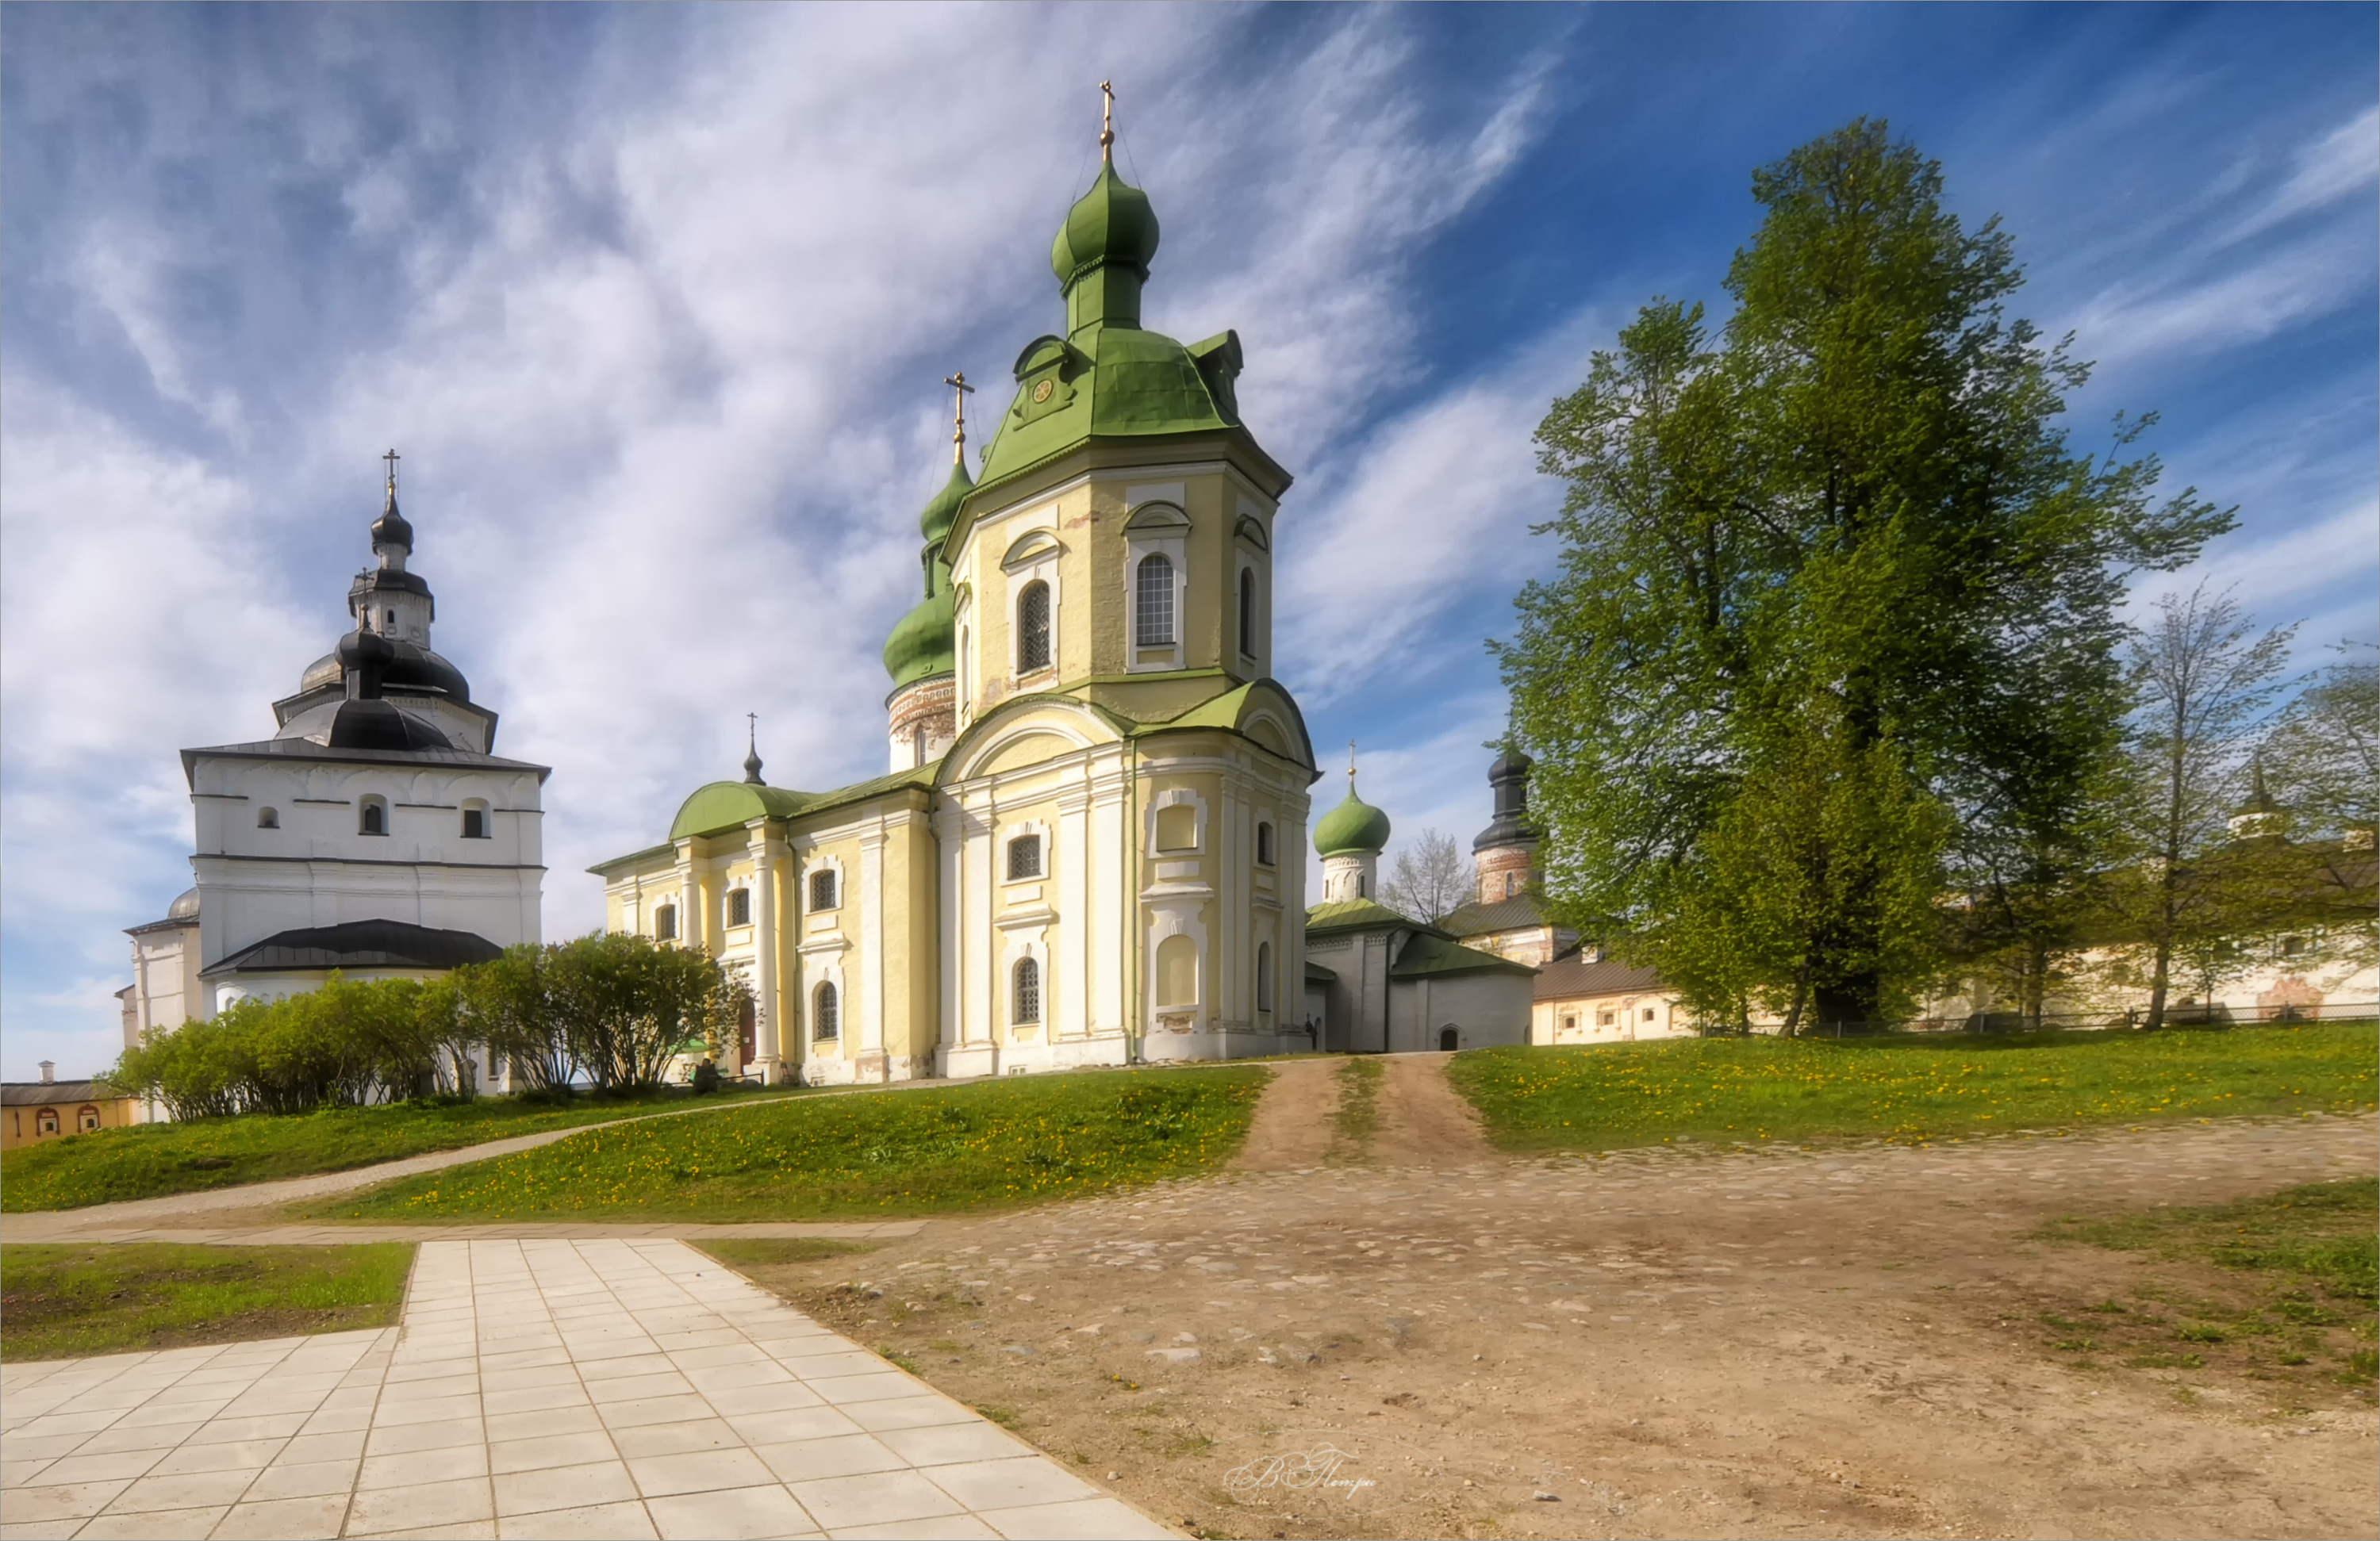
[
  {"x1": 0, "y1": 1222, "x2": 927, "y2": 1248},
  {"x1": 0, "y1": 1239, "x2": 1177, "y2": 1540}
]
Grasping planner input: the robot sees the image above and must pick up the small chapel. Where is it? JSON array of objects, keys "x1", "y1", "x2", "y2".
[{"x1": 591, "y1": 105, "x2": 1324, "y2": 1083}]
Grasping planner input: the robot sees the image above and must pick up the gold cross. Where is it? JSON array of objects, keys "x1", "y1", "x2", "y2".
[
  {"x1": 1349, "y1": 739, "x2": 1357, "y2": 780},
  {"x1": 1100, "y1": 80, "x2": 1115, "y2": 162},
  {"x1": 944, "y1": 372, "x2": 976, "y2": 462},
  {"x1": 382, "y1": 447, "x2": 400, "y2": 489}
]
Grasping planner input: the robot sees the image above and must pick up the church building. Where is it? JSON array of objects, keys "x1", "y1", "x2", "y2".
[
  {"x1": 591, "y1": 109, "x2": 1320, "y2": 1083},
  {"x1": 122, "y1": 464, "x2": 548, "y2": 1046}
]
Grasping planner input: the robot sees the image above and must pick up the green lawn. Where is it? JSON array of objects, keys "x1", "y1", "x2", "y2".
[
  {"x1": 0, "y1": 1085, "x2": 804, "y2": 1213},
  {"x1": 1447, "y1": 1021, "x2": 2379, "y2": 1152},
  {"x1": 315, "y1": 1066, "x2": 1269, "y2": 1223},
  {"x1": 0, "y1": 1243, "x2": 414, "y2": 1362}
]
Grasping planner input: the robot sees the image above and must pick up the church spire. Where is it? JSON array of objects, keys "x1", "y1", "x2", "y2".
[
  {"x1": 370, "y1": 447, "x2": 414, "y2": 572},
  {"x1": 1051, "y1": 81, "x2": 1158, "y2": 336},
  {"x1": 743, "y1": 714, "x2": 766, "y2": 785},
  {"x1": 945, "y1": 372, "x2": 975, "y2": 466}
]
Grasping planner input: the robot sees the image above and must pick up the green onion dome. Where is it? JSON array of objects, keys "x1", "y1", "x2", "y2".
[
  {"x1": 1051, "y1": 160, "x2": 1159, "y2": 288},
  {"x1": 881, "y1": 562, "x2": 954, "y2": 688},
  {"x1": 919, "y1": 458, "x2": 972, "y2": 546},
  {"x1": 1314, "y1": 778, "x2": 1392, "y2": 857}
]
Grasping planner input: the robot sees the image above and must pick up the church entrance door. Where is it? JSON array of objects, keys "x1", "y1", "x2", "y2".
[{"x1": 1438, "y1": 1026, "x2": 1458, "y2": 1052}]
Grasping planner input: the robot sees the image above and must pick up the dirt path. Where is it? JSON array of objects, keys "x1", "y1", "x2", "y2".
[
  {"x1": 1232, "y1": 1059, "x2": 1343, "y2": 1171},
  {"x1": 741, "y1": 1112, "x2": 2378, "y2": 1541},
  {"x1": 1369, "y1": 1051, "x2": 1495, "y2": 1167}
]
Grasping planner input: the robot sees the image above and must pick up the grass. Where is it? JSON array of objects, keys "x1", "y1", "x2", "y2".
[
  {"x1": 0, "y1": 1243, "x2": 414, "y2": 1362},
  {"x1": 1328, "y1": 1056, "x2": 1383, "y2": 1163},
  {"x1": 0, "y1": 1084, "x2": 805, "y2": 1213},
  {"x1": 314, "y1": 1066, "x2": 1269, "y2": 1223},
  {"x1": 1445, "y1": 1020, "x2": 2378, "y2": 1152},
  {"x1": 2026, "y1": 1177, "x2": 2378, "y2": 1401}
]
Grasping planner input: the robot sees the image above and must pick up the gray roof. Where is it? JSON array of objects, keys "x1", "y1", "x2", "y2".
[
  {"x1": 1439, "y1": 891, "x2": 1553, "y2": 938},
  {"x1": 183, "y1": 737, "x2": 548, "y2": 781},
  {"x1": 1533, "y1": 949, "x2": 1666, "y2": 1003},
  {"x1": 1, "y1": 1081, "x2": 122, "y2": 1106}
]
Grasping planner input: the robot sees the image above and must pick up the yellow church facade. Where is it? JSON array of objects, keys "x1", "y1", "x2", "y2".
[{"x1": 591, "y1": 117, "x2": 1321, "y2": 1084}]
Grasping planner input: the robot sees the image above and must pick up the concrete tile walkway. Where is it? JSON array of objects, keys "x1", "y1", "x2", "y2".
[{"x1": 1, "y1": 1240, "x2": 1176, "y2": 1540}]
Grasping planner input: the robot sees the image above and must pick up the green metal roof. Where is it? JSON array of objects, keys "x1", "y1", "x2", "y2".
[
  {"x1": 1303, "y1": 897, "x2": 1413, "y2": 935},
  {"x1": 668, "y1": 782, "x2": 812, "y2": 842},
  {"x1": 1388, "y1": 930, "x2": 1536, "y2": 980}
]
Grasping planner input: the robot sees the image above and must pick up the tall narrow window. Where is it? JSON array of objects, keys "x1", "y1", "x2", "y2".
[
  {"x1": 654, "y1": 904, "x2": 678, "y2": 941},
  {"x1": 1238, "y1": 569, "x2": 1255, "y2": 657},
  {"x1": 359, "y1": 797, "x2": 387, "y2": 836},
  {"x1": 810, "y1": 870, "x2": 839, "y2": 911},
  {"x1": 1256, "y1": 822, "x2": 1275, "y2": 866},
  {"x1": 727, "y1": 887, "x2": 751, "y2": 926},
  {"x1": 1016, "y1": 581, "x2": 1051, "y2": 673},
  {"x1": 1013, "y1": 957, "x2": 1042, "y2": 1025},
  {"x1": 1135, "y1": 554, "x2": 1175, "y2": 646},
  {"x1": 1256, "y1": 941, "x2": 1274, "y2": 1013},
  {"x1": 461, "y1": 804, "x2": 488, "y2": 839},
  {"x1": 1007, "y1": 834, "x2": 1043, "y2": 881},
  {"x1": 814, "y1": 983, "x2": 839, "y2": 1041}
]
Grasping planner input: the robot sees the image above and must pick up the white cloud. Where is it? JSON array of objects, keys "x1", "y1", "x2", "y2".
[{"x1": 2229, "y1": 105, "x2": 2380, "y2": 243}]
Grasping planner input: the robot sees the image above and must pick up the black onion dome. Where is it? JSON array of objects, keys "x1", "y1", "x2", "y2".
[
  {"x1": 371, "y1": 486, "x2": 413, "y2": 551},
  {"x1": 298, "y1": 639, "x2": 470, "y2": 702},
  {"x1": 324, "y1": 699, "x2": 454, "y2": 751}
]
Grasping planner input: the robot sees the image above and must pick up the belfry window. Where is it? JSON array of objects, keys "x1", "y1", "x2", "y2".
[
  {"x1": 813, "y1": 983, "x2": 839, "y2": 1041},
  {"x1": 1256, "y1": 942, "x2": 1274, "y2": 1013},
  {"x1": 257, "y1": 807, "x2": 279, "y2": 830},
  {"x1": 1238, "y1": 569, "x2": 1255, "y2": 658},
  {"x1": 1256, "y1": 821, "x2": 1275, "y2": 866},
  {"x1": 461, "y1": 803, "x2": 489, "y2": 839},
  {"x1": 1135, "y1": 554, "x2": 1175, "y2": 646},
  {"x1": 1007, "y1": 834, "x2": 1042, "y2": 881},
  {"x1": 810, "y1": 870, "x2": 839, "y2": 911},
  {"x1": 727, "y1": 887, "x2": 751, "y2": 927},
  {"x1": 1016, "y1": 581, "x2": 1051, "y2": 673},
  {"x1": 1013, "y1": 957, "x2": 1041, "y2": 1025},
  {"x1": 359, "y1": 796, "x2": 388, "y2": 836},
  {"x1": 654, "y1": 904, "x2": 678, "y2": 942}
]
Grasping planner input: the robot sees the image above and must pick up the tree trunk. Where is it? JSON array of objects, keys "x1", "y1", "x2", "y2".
[{"x1": 1814, "y1": 971, "x2": 1881, "y2": 1035}]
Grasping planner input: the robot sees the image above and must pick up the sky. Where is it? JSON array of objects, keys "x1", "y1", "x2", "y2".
[{"x1": 3, "y1": 3, "x2": 2374, "y2": 1079}]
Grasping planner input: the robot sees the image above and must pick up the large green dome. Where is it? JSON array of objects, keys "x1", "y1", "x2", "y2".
[
  {"x1": 1051, "y1": 161, "x2": 1158, "y2": 288},
  {"x1": 919, "y1": 458, "x2": 972, "y2": 546},
  {"x1": 882, "y1": 561, "x2": 954, "y2": 688},
  {"x1": 1315, "y1": 779, "x2": 1392, "y2": 857}
]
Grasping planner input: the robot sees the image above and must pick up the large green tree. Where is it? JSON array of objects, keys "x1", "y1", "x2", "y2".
[{"x1": 1496, "y1": 119, "x2": 2228, "y2": 1029}]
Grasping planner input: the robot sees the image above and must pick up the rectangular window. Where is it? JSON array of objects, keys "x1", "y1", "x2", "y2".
[
  {"x1": 1597, "y1": 1009, "x2": 1614, "y2": 1026},
  {"x1": 461, "y1": 808, "x2": 487, "y2": 839},
  {"x1": 654, "y1": 904, "x2": 678, "y2": 942},
  {"x1": 810, "y1": 870, "x2": 838, "y2": 911},
  {"x1": 1154, "y1": 805, "x2": 1197, "y2": 852},
  {"x1": 1134, "y1": 553, "x2": 1175, "y2": 646},
  {"x1": 1007, "y1": 834, "x2": 1043, "y2": 881},
  {"x1": 727, "y1": 887, "x2": 751, "y2": 926}
]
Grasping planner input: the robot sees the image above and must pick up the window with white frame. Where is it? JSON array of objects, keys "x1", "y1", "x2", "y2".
[
  {"x1": 1016, "y1": 580, "x2": 1051, "y2": 673},
  {"x1": 1013, "y1": 956, "x2": 1042, "y2": 1025},
  {"x1": 654, "y1": 903, "x2": 678, "y2": 941},
  {"x1": 1135, "y1": 553, "x2": 1175, "y2": 646},
  {"x1": 727, "y1": 887, "x2": 751, "y2": 927},
  {"x1": 257, "y1": 807, "x2": 279, "y2": 829},
  {"x1": 813, "y1": 982, "x2": 839, "y2": 1040},
  {"x1": 1007, "y1": 834, "x2": 1043, "y2": 881},
  {"x1": 1238, "y1": 567, "x2": 1256, "y2": 657},
  {"x1": 1256, "y1": 821, "x2": 1275, "y2": 866},
  {"x1": 810, "y1": 869, "x2": 839, "y2": 911},
  {"x1": 359, "y1": 795, "x2": 389, "y2": 836},
  {"x1": 461, "y1": 799, "x2": 489, "y2": 839}
]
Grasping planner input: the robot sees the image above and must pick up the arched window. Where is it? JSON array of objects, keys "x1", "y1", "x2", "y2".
[
  {"x1": 727, "y1": 887, "x2": 751, "y2": 926},
  {"x1": 1155, "y1": 934, "x2": 1197, "y2": 1007},
  {"x1": 1135, "y1": 554, "x2": 1175, "y2": 646},
  {"x1": 78, "y1": 1106, "x2": 101, "y2": 1133},
  {"x1": 1256, "y1": 942, "x2": 1274, "y2": 1013},
  {"x1": 257, "y1": 807, "x2": 279, "y2": 829},
  {"x1": 1015, "y1": 581, "x2": 1051, "y2": 673},
  {"x1": 1007, "y1": 834, "x2": 1043, "y2": 881},
  {"x1": 461, "y1": 801, "x2": 489, "y2": 840},
  {"x1": 1238, "y1": 568, "x2": 1255, "y2": 658},
  {"x1": 813, "y1": 982, "x2": 839, "y2": 1041},
  {"x1": 359, "y1": 796, "x2": 388, "y2": 836},
  {"x1": 1013, "y1": 956, "x2": 1042, "y2": 1024},
  {"x1": 810, "y1": 870, "x2": 839, "y2": 911},
  {"x1": 1256, "y1": 822, "x2": 1275, "y2": 867},
  {"x1": 654, "y1": 903, "x2": 678, "y2": 942},
  {"x1": 36, "y1": 1110, "x2": 59, "y2": 1136},
  {"x1": 1504, "y1": 872, "x2": 1516, "y2": 899}
]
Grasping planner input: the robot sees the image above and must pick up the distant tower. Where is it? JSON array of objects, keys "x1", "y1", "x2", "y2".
[
  {"x1": 2227, "y1": 760, "x2": 2288, "y2": 841},
  {"x1": 881, "y1": 376, "x2": 974, "y2": 772},
  {"x1": 1314, "y1": 749, "x2": 1392, "y2": 903},
  {"x1": 1472, "y1": 743, "x2": 1541, "y2": 903}
]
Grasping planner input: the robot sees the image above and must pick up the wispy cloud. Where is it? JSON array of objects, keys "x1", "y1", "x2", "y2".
[{"x1": 2228, "y1": 105, "x2": 2380, "y2": 244}]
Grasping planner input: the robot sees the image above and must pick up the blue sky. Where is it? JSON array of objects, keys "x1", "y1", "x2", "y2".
[{"x1": 3, "y1": 3, "x2": 2373, "y2": 1079}]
